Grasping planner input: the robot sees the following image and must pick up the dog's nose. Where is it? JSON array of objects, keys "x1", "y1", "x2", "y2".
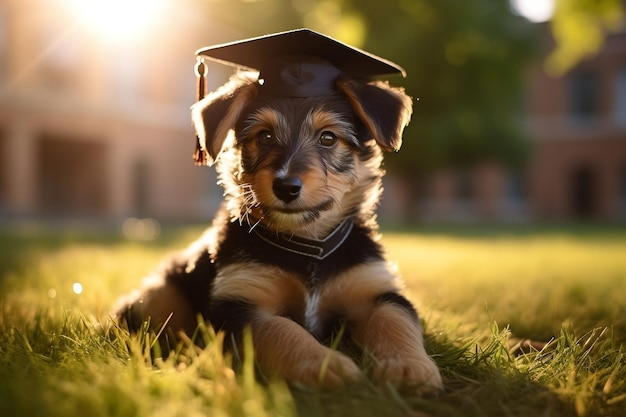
[{"x1": 272, "y1": 176, "x2": 302, "y2": 203}]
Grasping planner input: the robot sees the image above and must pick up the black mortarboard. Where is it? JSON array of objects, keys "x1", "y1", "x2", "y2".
[{"x1": 194, "y1": 28, "x2": 406, "y2": 99}]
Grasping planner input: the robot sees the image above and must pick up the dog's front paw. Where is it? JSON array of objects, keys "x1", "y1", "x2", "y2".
[
  {"x1": 292, "y1": 350, "x2": 363, "y2": 389},
  {"x1": 321, "y1": 350, "x2": 364, "y2": 387},
  {"x1": 373, "y1": 354, "x2": 443, "y2": 395}
]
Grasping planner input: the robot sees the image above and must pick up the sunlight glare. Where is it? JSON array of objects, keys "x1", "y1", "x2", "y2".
[
  {"x1": 72, "y1": 282, "x2": 83, "y2": 295},
  {"x1": 62, "y1": 0, "x2": 168, "y2": 44},
  {"x1": 511, "y1": 0, "x2": 554, "y2": 23}
]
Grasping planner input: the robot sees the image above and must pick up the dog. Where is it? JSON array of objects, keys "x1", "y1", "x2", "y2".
[{"x1": 114, "y1": 31, "x2": 443, "y2": 394}]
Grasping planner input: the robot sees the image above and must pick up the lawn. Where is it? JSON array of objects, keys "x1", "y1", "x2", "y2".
[{"x1": 1, "y1": 224, "x2": 625, "y2": 417}]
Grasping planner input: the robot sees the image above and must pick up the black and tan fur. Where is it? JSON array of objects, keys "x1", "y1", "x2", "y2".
[{"x1": 114, "y1": 72, "x2": 443, "y2": 393}]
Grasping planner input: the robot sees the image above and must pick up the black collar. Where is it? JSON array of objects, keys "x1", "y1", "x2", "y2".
[{"x1": 248, "y1": 218, "x2": 354, "y2": 260}]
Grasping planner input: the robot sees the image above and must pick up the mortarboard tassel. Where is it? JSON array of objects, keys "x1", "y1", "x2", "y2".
[{"x1": 193, "y1": 57, "x2": 208, "y2": 165}]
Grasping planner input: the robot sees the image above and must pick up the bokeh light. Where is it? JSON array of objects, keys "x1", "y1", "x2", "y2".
[
  {"x1": 510, "y1": 0, "x2": 554, "y2": 22},
  {"x1": 72, "y1": 282, "x2": 83, "y2": 295}
]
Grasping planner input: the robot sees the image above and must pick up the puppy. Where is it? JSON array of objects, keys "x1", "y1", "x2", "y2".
[{"x1": 115, "y1": 33, "x2": 442, "y2": 394}]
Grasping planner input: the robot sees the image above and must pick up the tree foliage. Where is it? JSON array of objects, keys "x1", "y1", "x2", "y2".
[{"x1": 548, "y1": 0, "x2": 625, "y2": 76}]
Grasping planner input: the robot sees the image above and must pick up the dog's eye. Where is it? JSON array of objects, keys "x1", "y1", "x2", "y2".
[
  {"x1": 257, "y1": 130, "x2": 274, "y2": 146},
  {"x1": 319, "y1": 131, "x2": 338, "y2": 147}
]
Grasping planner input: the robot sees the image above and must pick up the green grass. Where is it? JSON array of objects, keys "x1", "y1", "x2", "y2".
[{"x1": 1, "y1": 224, "x2": 625, "y2": 416}]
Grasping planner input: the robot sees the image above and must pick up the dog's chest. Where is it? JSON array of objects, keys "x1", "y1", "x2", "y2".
[{"x1": 295, "y1": 284, "x2": 342, "y2": 343}]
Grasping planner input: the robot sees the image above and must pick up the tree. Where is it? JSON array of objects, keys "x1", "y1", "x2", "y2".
[{"x1": 548, "y1": 0, "x2": 625, "y2": 76}]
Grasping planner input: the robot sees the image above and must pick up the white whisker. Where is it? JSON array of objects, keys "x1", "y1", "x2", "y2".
[
  {"x1": 248, "y1": 216, "x2": 264, "y2": 232},
  {"x1": 226, "y1": 182, "x2": 262, "y2": 228}
]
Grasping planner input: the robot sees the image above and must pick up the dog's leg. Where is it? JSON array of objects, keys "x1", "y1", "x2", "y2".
[
  {"x1": 352, "y1": 300, "x2": 442, "y2": 394},
  {"x1": 318, "y1": 262, "x2": 443, "y2": 394},
  {"x1": 114, "y1": 275, "x2": 197, "y2": 340},
  {"x1": 252, "y1": 312, "x2": 362, "y2": 388}
]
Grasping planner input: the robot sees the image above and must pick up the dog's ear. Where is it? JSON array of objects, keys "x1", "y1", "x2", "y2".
[
  {"x1": 337, "y1": 79, "x2": 413, "y2": 152},
  {"x1": 191, "y1": 73, "x2": 258, "y2": 165}
]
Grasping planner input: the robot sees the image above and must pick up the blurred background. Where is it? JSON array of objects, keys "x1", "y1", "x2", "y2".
[{"x1": 0, "y1": 0, "x2": 625, "y2": 233}]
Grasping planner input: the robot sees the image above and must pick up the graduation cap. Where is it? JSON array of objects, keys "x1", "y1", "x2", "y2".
[
  {"x1": 194, "y1": 28, "x2": 405, "y2": 100},
  {"x1": 193, "y1": 28, "x2": 408, "y2": 164}
]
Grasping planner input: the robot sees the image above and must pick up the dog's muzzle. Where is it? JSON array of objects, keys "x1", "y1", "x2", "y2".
[{"x1": 272, "y1": 176, "x2": 302, "y2": 203}]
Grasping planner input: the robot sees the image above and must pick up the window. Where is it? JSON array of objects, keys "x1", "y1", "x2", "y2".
[
  {"x1": 37, "y1": 135, "x2": 108, "y2": 216},
  {"x1": 569, "y1": 165, "x2": 596, "y2": 218},
  {"x1": 616, "y1": 68, "x2": 626, "y2": 127},
  {"x1": 569, "y1": 72, "x2": 599, "y2": 124}
]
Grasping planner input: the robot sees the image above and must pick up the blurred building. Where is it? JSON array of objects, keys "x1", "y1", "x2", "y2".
[
  {"x1": 526, "y1": 28, "x2": 626, "y2": 220},
  {"x1": 0, "y1": 0, "x2": 241, "y2": 223},
  {"x1": 411, "y1": 26, "x2": 626, "y2": 223}
]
